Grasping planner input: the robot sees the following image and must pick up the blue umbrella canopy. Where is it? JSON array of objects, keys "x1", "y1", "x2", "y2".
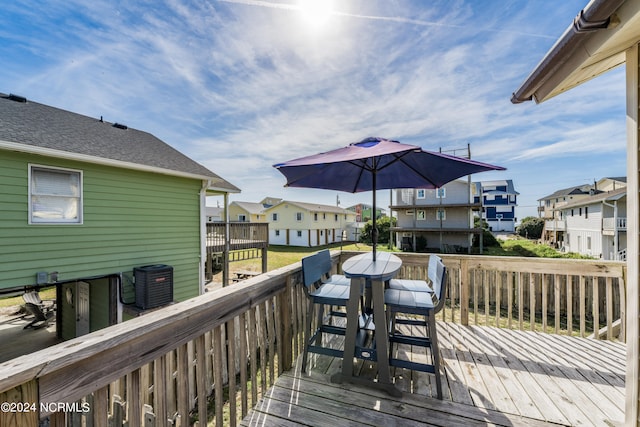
[{"x1": 274, "y1": 137, "x2": 505, "y2": 259}]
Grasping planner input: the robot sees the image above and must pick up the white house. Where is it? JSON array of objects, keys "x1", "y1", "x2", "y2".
[
  {"x1": 264, "y1": 200, "x2": 357, "y2": 247},
  {"x1": 560, "y1": 187, "x2": 627, "y2": 260}
]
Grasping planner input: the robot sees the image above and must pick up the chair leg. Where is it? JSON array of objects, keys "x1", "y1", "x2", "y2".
[
  {"x1": 427, "y1": 314, "x2": 442, "y2": 399},
  {"x1": 302, "y1": 299, "x2": 314, "y2": 373}
]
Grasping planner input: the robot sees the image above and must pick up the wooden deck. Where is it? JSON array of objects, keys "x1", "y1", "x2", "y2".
[{"x1": 242, "y1": 322, "x2": 625, "y2": 426}]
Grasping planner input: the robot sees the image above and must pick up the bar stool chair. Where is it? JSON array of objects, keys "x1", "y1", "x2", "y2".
[
  {"x1": 300, "y1": 251, "x2": 351, "y2": 373},
  {"x1": 384, "y1": 257, "x2": 447, "y2": 399},
  {"x1": 387, "y1": 254, "x2": 440, "y2": 293}
]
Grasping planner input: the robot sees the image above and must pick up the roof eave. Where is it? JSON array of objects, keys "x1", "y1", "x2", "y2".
[
  {"x1": 1, "y1": 139, "x2": 241, "y2": 193},
  {"x1": 511, "y1": 0, "x2": 626, "y2": 104}
]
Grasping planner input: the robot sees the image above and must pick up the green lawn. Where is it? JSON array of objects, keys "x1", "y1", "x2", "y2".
[{"x1": 483, "y1": 237, "x2": 594, "y2": 259}]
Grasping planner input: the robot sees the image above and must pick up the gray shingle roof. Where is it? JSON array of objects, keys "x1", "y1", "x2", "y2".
[{"x1": 0, "y1": 93, "x2": 240, "y2": 192}]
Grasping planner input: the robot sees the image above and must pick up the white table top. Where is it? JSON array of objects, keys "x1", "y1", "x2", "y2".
[{"x1": 341, "y1": 251, "x2": 402, "y2": 281}]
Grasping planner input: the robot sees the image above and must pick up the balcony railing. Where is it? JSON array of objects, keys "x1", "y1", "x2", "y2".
[
  {"x1": 603, "y1": 217, "x2": 628, "y2": 231},
  {"x1": 0, "y1": 252, "x2": 627, "y2": 426}
]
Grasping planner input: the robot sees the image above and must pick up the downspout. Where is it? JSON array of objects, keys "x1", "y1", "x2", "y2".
[
  {"x1": 602, "y1": 199, "x2": 618, "y2": 259},
  {"x1": 199, "y1": 180, "x2": 209, "y2": 295}
]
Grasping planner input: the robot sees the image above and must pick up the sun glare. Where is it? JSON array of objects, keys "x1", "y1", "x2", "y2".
[{"x1": 298, "y1": 0, "x2": 334, "y2": 28}]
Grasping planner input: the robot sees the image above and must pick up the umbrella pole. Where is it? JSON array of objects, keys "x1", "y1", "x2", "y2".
[{"x1": 372, "y1": 170, "x2": 377, "y2": 262}]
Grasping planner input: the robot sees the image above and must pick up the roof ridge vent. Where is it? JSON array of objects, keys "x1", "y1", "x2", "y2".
[
  {"x1": 112, "y1": 122, "x2": 128, "y2": 130},
  {"x1": 7, "y1": 93, "x2": 27, "y2": 103}
]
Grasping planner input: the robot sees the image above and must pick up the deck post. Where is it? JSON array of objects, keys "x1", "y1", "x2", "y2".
[
  {"x1": 460, "y1": 258, "x2": 469, "y2": 325},
  {"x1": 625, "y1": 42, "x2": 640, "y2": 427},
  {"x1": 0, "y1": 380, "x2": 38, "y2": 427}
]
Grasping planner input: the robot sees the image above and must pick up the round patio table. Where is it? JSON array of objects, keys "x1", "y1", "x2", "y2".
[{"x1": 330, "y1": 251, "x2": 402, "y2": 397}]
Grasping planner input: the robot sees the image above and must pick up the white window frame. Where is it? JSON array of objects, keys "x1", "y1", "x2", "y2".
[
  {"x1": 436, "y1": 209, "x2": 446, "y2": 220},
  {"x1": 295, "y1": 212, "x2": 303, "y2": 221},
  {"x1": 29, "y1": 164, "x2": 83, "y2": 225},
  {"x1": 416, "y1": 189, "x2": 426, "y2": 199},
  {"x1": 296, "y1": 230, "x2": 302, "y2": 237},
  {"x1": 416, "y1": 210, "x2": 426, "y2": 220},
  {"x1": 272, "y1": 213, "x2": 278, "y2": 221},
  {"x1": 436, "y1": 188, "x2": 446, "y2": 198},
  {"x1": 238, "y1": 214, "x2": 247, "y2": 222}
]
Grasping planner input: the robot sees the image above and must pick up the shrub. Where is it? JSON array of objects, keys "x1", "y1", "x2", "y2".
[{"x1": 516, "y1": 216, "x2": 544, "y2": 239}]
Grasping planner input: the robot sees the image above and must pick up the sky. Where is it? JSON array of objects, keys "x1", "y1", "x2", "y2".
[{"x1": 0, "y1": 0, "x2": 628, "y2": 221}]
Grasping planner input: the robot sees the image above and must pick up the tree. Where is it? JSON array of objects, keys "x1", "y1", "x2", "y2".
[
  {"x1": 516, "y1": 216, "x2": 544, "y2": 239},
  {"x1": 360, "y1": 216, "x2": 396, "y2": 245}
]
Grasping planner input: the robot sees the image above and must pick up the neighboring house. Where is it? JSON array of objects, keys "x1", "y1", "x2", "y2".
[
  {"x1": 389, "y1": 179, "x2": 481, "y2": 253},
  {"x1": 229, "y1": 201, "x2": 268, "y2": 222},
  {"x1": 205, "y1": 206, "x2": 223, "y2": 222},
  {"x1": 0, "y1": 93, "x2": 239, "y2": 339},
  {"x1": 264, "y1": 200, "x2": 357, "y2": 246},
  {"x1": 559, "y1": 187, "x2": 627, "y2": 260},
  {"x1": 538, "y1": 184, "x2": 598, "y2": 246},
  {"x1": 472, "y1": 180, "x2": 519, "y2": 232},
  {"x1": 510, "y1": 0, "x2": 640, "y2": 421},
  {"x1": 346, "y1": 203, "x2": 385, "y2": 222}
]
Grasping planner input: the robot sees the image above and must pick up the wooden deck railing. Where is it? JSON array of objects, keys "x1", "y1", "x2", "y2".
[
  {"x1": 0, "y1": 252, "x2": 627, "y2": 426},
  {"x1": 340, "y1": 251, "x2": 627, "y2": 341},
  {"x1": 0, "y1": 261, "x2": 311, "y2": 427}
]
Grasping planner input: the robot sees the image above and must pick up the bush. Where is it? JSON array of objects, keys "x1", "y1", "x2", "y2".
[
  {"x1": 360, "y1": 216, "x2": 396, "y2": 245},
  {"x1": 516, "y1": 216, "x2": 544, "y2": 239}
]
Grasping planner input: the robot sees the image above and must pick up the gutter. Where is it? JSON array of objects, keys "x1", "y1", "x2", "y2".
[{"x1": 511, "y1": 0, "x2": 624, "y2": 104}]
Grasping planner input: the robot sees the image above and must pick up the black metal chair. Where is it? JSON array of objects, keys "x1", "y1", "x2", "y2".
[
  {"x1": 300, "y1": 250, "x2": 351, "y2": 373},
  {"x1": 384, "y1": 256, "x2": 447, "y2": 399}
]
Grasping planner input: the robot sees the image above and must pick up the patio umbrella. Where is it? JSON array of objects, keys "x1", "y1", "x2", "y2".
[{"x1": 274, "y1": 137, "x2": 505, "y2": 260}]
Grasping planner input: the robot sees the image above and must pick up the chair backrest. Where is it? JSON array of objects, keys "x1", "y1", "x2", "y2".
[
  {"x1": 301, "y1": 250, "x2": 333, "y2": 288},
  {"x1": 431, "y1": 257, "x2": 447, "y2": 313},
  {"x1": 427, "y1": 255, "x2": 441, "y2": 285},
  {"x1": 23, "y1": 291, "x2": 43, "y2": 306}
]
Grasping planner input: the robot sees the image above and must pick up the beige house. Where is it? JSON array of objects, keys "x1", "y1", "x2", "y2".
[
  {"x1": 511, "y1": 0, "x2": 640, "y2": 422},
  {"x1": 228, "y1": 201, "x2": 268, "y2": 222},
  {"x1": 264, "y1": 200, "x2": 357, "y2": 246}
]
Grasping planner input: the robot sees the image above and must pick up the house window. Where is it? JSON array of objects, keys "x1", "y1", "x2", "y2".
[
  {"x1": 272, "y1": 213, "x2": 278, "y2": 221},
  {"x1": 29, "y1": 165, "x2": 83, "y2": 224},
  {"x1": 295, "y1": 212, "x2": 303, "y2": 221},
  {"x1": 436, "y1": 209, "x2": 446, "y2": 220},
  {"x1": 238, "y1": 214, "x2": 247, "y2": 222},
  {"x1": 571, "y1": 209, "x2": 574, "y2": 216},
  {"x1": 297, "y1": 230, "x2": 302, "y2": 237},
  {"x1": 323, "y1": 213, "x2": 326, "y2": 220},
  {"x1": 407, "y1": 210, "x2": 414, "y2": 216},
  {"x1": 585, "y1": 207, "x2": 588, "y2": 219},
  {"x1": 275, "y1": 230, "x2": 280, "y2": 236},
  {"x1": 436, "y1": 188, "x2": 446, "y2": 198},
  {"x1": 579, "y1": 208, "x2": 582, "y2": 216},
  {"x1": 334, "y1": 214, "x2": 338, "y2": 221},
  {"x1": 417, "y1": 189, "x2": 426, "y2": 199},
  {"x1": 417, "y1": 210, "x2": 426, "y2": 220},
  {"x1": 314, "y1": 213, "x2": 318, "y2": 221}
]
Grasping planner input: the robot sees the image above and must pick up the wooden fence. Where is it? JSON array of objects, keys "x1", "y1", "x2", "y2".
[{"x1": 0, "y1": 252, "x2": 627, "y2": 426}]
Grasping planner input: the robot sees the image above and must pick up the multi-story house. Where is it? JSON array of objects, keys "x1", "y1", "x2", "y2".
[
  {"x1": 559, "y1": 187, "x2": 627, "y2": 260},
  {"x1": 228, "y1": 201, "x2": 268, "y2": 222},
  {"x1": 264, "y1": 201, "x2": 357, "y2": 247},
  {"x1": 389, "y1": 179, "x2": 482, "y2": 253},
  {"x1": 538, "y1": 184, "x2": 596, "y2": 246},
  {"x1": 346, "y1": 203, "x2": 385, "y2": 222},
  {"x1": 472, "y1": 180, "x2": 519, "y2": 232},
  {"x1": 538, "y1": 177, "x2": 627, "y2": 247}
]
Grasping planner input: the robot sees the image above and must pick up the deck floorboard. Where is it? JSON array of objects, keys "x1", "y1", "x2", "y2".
[{"x1": 243, "y1": 322, "x2": 625, "y2": 427}]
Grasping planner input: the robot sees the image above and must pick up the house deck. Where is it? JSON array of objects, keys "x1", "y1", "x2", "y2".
[{"x1": 243, "y1": 322, "x2": 625, "y2": 426}]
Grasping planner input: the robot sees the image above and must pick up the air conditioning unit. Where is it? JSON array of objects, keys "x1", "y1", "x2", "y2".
[{"x1": 134, "y1": 264, "x2": 173, "y2": 310}]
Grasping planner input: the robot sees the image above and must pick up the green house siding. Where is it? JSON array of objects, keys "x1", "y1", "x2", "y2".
[{"x1": 0, "y1": 151, "x2": 203, "y2": 302}]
